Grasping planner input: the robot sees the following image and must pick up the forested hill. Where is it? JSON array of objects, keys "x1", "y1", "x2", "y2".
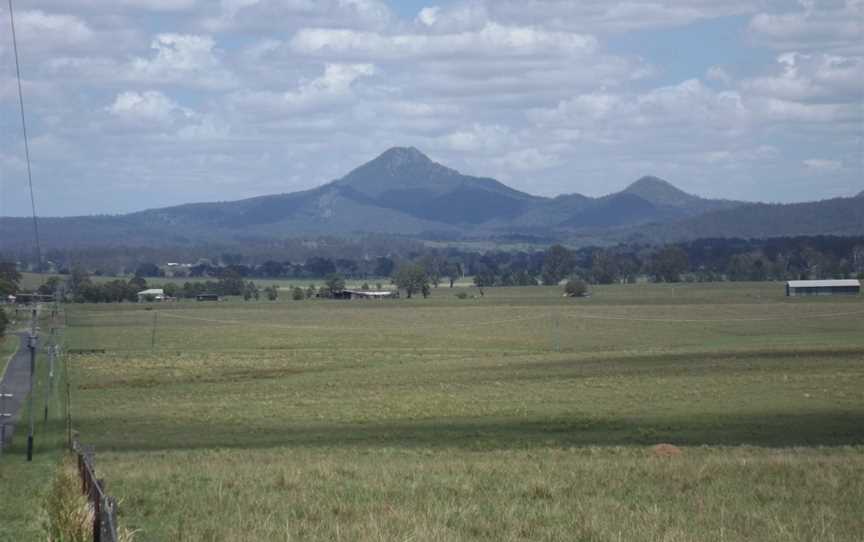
[
  {"x1": 0, "y1": 147, "x2": 861, "y2": 250},
  {"x1": 634, "y1": 196, "x2": 864, "y2": 243}
]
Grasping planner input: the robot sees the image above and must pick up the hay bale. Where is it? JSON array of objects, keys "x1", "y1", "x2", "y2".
[{"x1": 651, "y1": 443, "x2": 682, "y2": 457}]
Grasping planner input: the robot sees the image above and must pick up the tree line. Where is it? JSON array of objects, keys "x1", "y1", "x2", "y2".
[{"x1": 2, "y1": 236, "x2": 863, "y2": 305}]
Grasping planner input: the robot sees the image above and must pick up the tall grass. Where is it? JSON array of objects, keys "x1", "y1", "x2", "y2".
[
  {"x1": 43, "y1": 455, "x2": 94, "y2": 542},
  {"x1": 60, "y1": 283, "x2": 864, "y2": 541}
]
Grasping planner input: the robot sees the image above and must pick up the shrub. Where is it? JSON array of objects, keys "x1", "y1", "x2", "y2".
[
  {"x1": 455, "y1": 291, "x2": 468, "y2": 299},
  {"x1": 564, "y1": 279, "x2": 588, "y2": 297}
]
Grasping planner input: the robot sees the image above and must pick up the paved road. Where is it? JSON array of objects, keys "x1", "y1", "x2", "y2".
[{"x1": 0, "y1": 333, "x2": 33, "y2": 450}]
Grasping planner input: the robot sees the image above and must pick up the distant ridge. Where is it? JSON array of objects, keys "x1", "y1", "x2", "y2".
[{"x1": 0, "y1": 147, "x2": 860, "y2": 249}]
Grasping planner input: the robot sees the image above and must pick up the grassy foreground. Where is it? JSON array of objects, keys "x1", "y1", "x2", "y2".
[
  {"x1": 0, "y1": 331, "x2": 69, "y2": 541},
  {"x1": 62, "y1": 283, "x2": 864, "y2": 541}
]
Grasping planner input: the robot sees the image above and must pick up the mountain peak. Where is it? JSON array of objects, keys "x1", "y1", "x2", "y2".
[
  {"x1": 622, "y1": 176, "x2": 699, "y2": 207},
  {"x1": 337, "y1": 147, "x2": 460, "y2": 198},
  {"x1": 374, "y1": 146, "x2": 432, "y2": 167}
]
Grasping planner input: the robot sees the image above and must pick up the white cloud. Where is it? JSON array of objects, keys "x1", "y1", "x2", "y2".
[
  {"x1": 128, "y1": 34, "x2": 237, "y2": 89},
  {"x1": 121, "y1": 0, "x2": 198, "y2": 10},
  {"x1": 421, "y1": 0, "x2": 758, "y2": 33},
  {"x1": 8, "y1": 10, "x2": 94, "y2": 51},
  {"x1": 228, "y1": 63, "x2": 375, "y2": 117},
  {"x1": 290, "y1": 23, "x2": 597, "y2": 58},
  {"x1": 437, "y1": 124, "x2": 514, "y2": 153},
  {"x1": 2, "y1": 0, "x2": 862, "y2": 214},
  {"x1": 803, "y1": 158, "x2": 842, "y2": 172},
  {"x1": 106, "y1": 90, "x2": 190, "y2": 125},
  {"x1": 743, "y1": 52, "x2": 864, "y2": 101},
  {"x1": 200, "y1": 0, "x2": 393, "y2": 32},
  {"x1": 416, "y1": 6, "x2": 440, "y2": 27},
  {"x1": 706, "y1": 66, "x2": 732, "y2": 86},
  {"x1": 749, "y1": 0, "x2": 863, "y2": 53},
  {"x1": 490, "y1": 148, "x2": 563, "y2": 172}
]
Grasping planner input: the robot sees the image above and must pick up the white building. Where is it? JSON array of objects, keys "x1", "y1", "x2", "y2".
[
  {"x1": 137, "y1": 288, "x2": 165, "y2": 302},
  {"x1": 785, "y1": 279, "x2": 860, "y2": 296}
]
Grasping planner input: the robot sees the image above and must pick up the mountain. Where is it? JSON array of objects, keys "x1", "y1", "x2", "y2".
[
  {"x1": 634, "y1": 197, "x2": 864, "y2": 242},
  {"x1": 334, "y1": 147, "x2": 542, "y2": 224},
  {"x1": 0, "y1": 147, "x2": 859, "y2": 250}
]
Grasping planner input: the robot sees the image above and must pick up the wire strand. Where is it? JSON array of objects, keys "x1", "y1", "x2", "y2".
[{"x1": 7, "y1": 0, "x2": 42, "y2": 274}]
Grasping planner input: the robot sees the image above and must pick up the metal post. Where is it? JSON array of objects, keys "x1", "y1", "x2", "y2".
[
  {"x1": 151, "y1": 311, "x2": 158, "y2": 350},
  {"x1": 27, "y1": 332, "x2": 35, "y2": 461},
  {"x1": 0, "y1": 388, "x2": 13, "y2": 454},
  {"x1": 44, "y1": 344, "x2": 54, "y2": 423},
  {"x1": 552, "y1": 313, "x2": 561, "y2": 353}
]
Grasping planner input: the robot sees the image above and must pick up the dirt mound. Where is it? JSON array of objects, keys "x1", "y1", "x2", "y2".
[{"x1": 651, "y1": 443, "x2": 683, "y2": 457}]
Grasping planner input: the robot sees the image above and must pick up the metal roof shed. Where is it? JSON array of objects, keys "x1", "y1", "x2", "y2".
[{"x1": 786, "y1": 279, "x2": 860, "y2": 296}]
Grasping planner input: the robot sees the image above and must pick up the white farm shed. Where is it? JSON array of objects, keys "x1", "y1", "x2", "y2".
[
  {"x1": 137, "y1": 288, "x2": 165, "y2": 302},
  {"x1": 785, "y1": 279, "x2": 860, "y2": 297}
]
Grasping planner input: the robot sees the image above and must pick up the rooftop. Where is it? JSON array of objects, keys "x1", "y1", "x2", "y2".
[{"x1": 786, "y1": 279, "x2": 860, "y2": 288}]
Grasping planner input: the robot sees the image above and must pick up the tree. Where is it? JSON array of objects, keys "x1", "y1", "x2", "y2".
[
  {"x1": 291, "y1": 287, "x2": 305, "y2": 300},
  {"x1": 0, "y1": 309, "x2": 7, "y2": 338},
  {"x1": 541, "y1": 245, "x2": 575, "y2": 285},
  {"x1": 323, "y1": 273, "x2": 346, "y2": 297},
  {"x1": 135, "y1": 262, "x2": 162, "y2": 277},
  {"x1": 264, "y1": 285, "x2": 279, "y2": 301},
  {"x1": 445, "y1": 262, "x2": 462, "y2": 288},
  {"x1": 393, "y1": 264, "x2": 428, "y2": 299},
  {"x1": 305, "y1": 284, "x2": 317, "y2": 299},
  {"x1": 128, "y1": 275, "x2": 147, "y2": 292},
  {"x1": 374, "y1": 257, "x2": 395, "y2": 278},
  {"x1": 590, "y1": 250, "x2": 620, "y2": 284},
  {"x1": 305, "y1": 257, "x2": 336, "y2": 277},
  {"x1": 0, "y1": 262, "x2": 21, "y2": 296},
  {"x1": 37, "y1": 276, "x2": 64, "y2": 298},
  {"x1": 243, "y1": 281, "x2": 259, "y2": 301},
  {"x1": 564, "y1": 278, "x2": 588, "y2": 297},
  {"x1": 260, "y1": 260, "x2": 285, "y2": 278},
  {"x1": 217, "y1": 269, "x2": 244, "y2": 296},
  {"x1": 473, "y1": 266, "x2": 496, "y2": 296},
  {"x1": 649, "y1": 246, "x2": 689, "y2": 283},
  {"x1": 163, "y1": 282, "x2": 179, "y2": 298}
]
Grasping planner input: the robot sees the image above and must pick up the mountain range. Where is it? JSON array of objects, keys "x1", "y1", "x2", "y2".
[{"x1": 1, "y1": 147, "x2": 861, "y2": 250}]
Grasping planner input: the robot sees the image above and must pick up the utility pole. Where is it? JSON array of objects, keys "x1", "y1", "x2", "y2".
[{"x1": 27, "y1": 305, "x2": 37, "y2": 461}]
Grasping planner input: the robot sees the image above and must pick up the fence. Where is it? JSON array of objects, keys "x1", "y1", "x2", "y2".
[{"x1": 71, "y1": 436, "x2": 119, "y2": 542}]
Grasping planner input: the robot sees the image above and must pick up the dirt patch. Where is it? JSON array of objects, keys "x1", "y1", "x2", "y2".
[{"x1": 651, "y1": 443, "x2": 683, "y2": 457}]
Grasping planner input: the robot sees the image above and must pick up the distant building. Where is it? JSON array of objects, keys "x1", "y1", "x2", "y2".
[
  {"x1": 786, "y1": 279, "x2": 860, "y2": 297},
  {"x1": 137, "y1": 288, "x2": 165, "y2": 302},
  {"x1": 196, "y1": 293, "x2": 221, "y2": 301},
  {"x1": 12, "y1": 293, "x2": 54, "y2": 304},
  {"x1": 331, "y1": 289, "x2": 398, "y2": 300}
]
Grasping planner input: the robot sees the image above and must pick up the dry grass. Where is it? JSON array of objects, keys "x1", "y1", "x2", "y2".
[
  {"x1": 61, "y1": 282, "x2": 864, "y2": 541},
  {"x1": 42, "y1": 455, "x2": 94, "y2": 542}
]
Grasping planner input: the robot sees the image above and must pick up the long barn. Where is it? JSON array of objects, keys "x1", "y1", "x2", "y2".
[{"x1": 785, "y1": 279, "x2": 861, "y2": 297}]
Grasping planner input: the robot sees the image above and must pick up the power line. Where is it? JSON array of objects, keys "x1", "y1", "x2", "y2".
[{"x1": 7, "y1": 0, "x2": 42, "y2": 270}]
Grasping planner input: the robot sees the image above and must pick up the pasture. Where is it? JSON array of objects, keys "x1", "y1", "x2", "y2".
[{"x1": 57, "y1": 283, "x2": 864, "y2": 540}]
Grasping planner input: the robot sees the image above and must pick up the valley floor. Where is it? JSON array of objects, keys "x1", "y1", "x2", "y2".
[{"x1": 10, "y1": 283, "x2": 864, "y2": 540}]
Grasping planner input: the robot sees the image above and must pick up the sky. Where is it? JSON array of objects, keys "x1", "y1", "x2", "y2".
[{"x1": 0, "y1": 0, "x2": 862, "y2": 217}]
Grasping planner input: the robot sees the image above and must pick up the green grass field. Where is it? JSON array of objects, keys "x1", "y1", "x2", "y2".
[
  {"x1": 0, "y1": 321, "x2": 69, "y2": 542},
  {"x1": 14, "y1": 282, "x2": 864, "y2": 540}
]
